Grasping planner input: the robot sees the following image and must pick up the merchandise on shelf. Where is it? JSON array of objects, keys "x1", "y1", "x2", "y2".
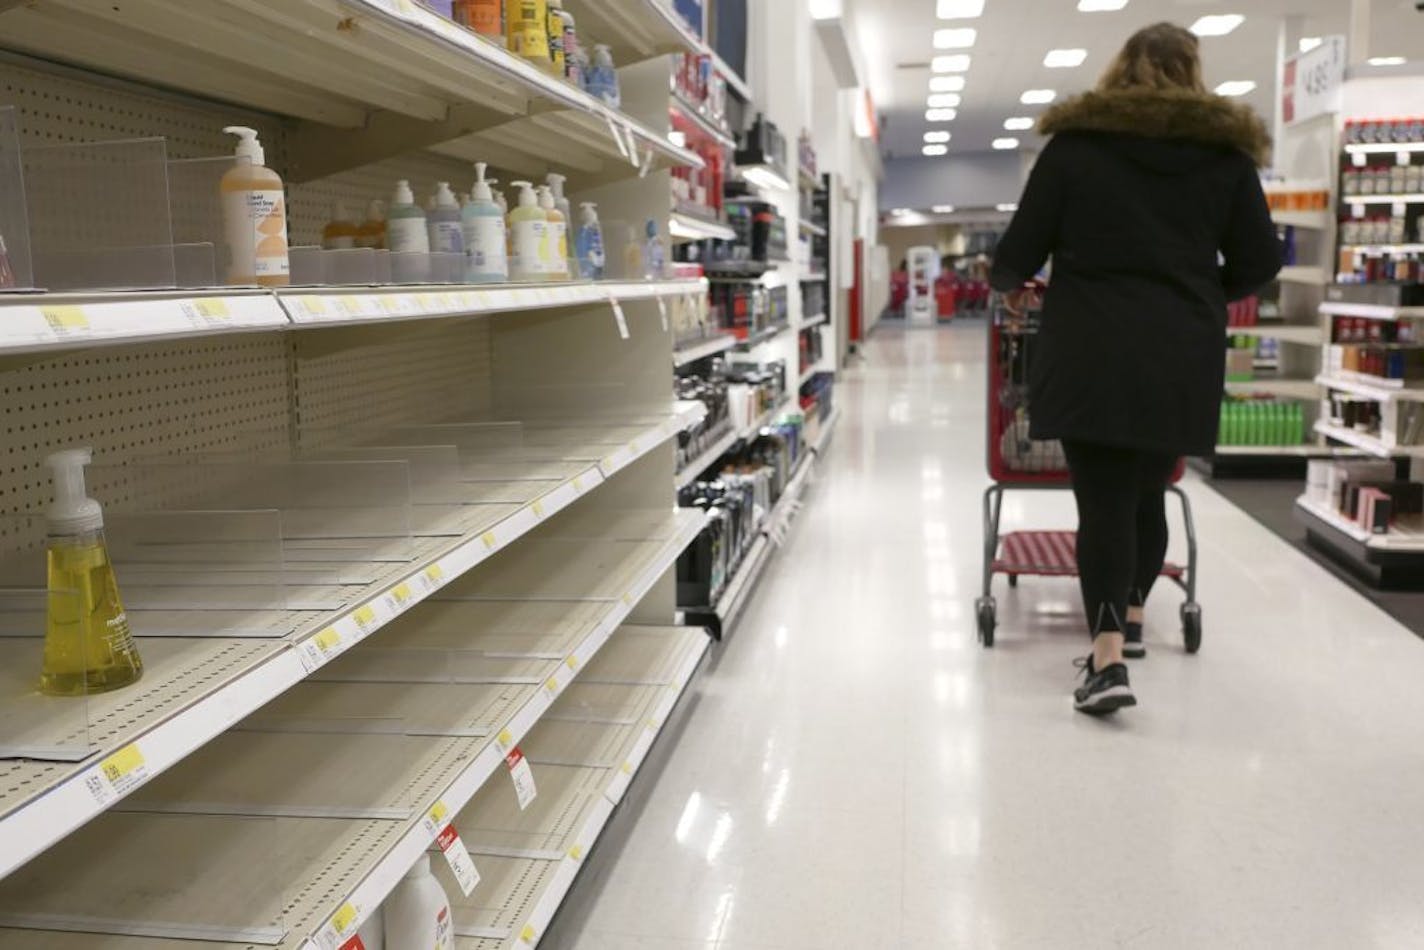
[
  {"x1": 462, "y1": 162, "x2": 508, "y2": 282},
  {"x1": 797, "y1": 130, "x2": 816, "y2": 182},
  {"x1": 322, "y1": 201, "x2": 359, "y2": 250},
  {"x1": 708, "y1": 281, "x2": 788, "y2": 341},
  {"x1": 798, "y1": 321, "x2": 825, "y2": 382},
  {"x1": 507, "y1": 180, "x2": 548, "y2": 281},
  {"x1": 507, "y1": 0, "x2": 551, "y2": 68},
  {"x1": 559, "y1": 6, "x2": 582, "y2": 85},
  {"x1": 586, "y1": 43, "x2": 621, "y2": 108},
  {"x1": 735, "y1": 113, "x2": 789, "y2": 183},
  {"x1": 1262, "y1": 179, "x2": 1330, "y2": 212},
  {"x1": 0, "y1": 231, "x2": 15, "y2": 289},
  {"x1": 383, "y1": 854, "x2": 455, "y2": 949},
  {"x1": 1305, "y1": 459, "x2": 1420, "y2": 535},
  {"x1": 802, "y1": 280, "x2": 826, "y2": 320},
  {"x1": 537, "y1": 184, "x2": 569, "y2": 279},
  {"x1": 357, "y1": 199, "x2": 388, "y2": 250},
  {"x1": 427, "y1": 182, "x2": 465, "y2": 255},
  {"x1": 1343, "y1": 117, "x2": 1424, "y2": 146},
  {"x1": 1226, "y1": 334, "x2": 1278, "y2": 378},
  {"x1": 387, "y1": 179, "x2": 431, "y2": 255},
  {"x1": 452, "y1": 0, "x2": 503, "y2": 39},
  {"x1": 1217, "y1": 398, "x2": 1305, "y2": 447},
  {"x1": 1226, "y1": 294, "x2": 1261, "y2": 327},
  {"x1": 575, "y1": 201, "x2": 606, "y2": 279},
  {"x1": 676, "y1": 360, "x2": 734, "y2": 471},
  {"x1": 221, "y1": 126, "x2": 290, "y2": 287}
]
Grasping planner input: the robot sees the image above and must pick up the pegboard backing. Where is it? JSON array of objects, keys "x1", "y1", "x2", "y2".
[{"x1": 292, "y1": 320, "x2": 494, "y2": 448}]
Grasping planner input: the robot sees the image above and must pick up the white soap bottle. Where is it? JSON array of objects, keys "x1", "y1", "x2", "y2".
[
  {"x1": 383, "y1": 854, "x2": 453, "y2": 950},
  {"x1": 387, "y1": 179, "x2": 430, "y2": 254},
  {"x1": 507, "y1": 181, "x2": 547, "y2": 282},
  {"x1": 427, "y1": 182, "x2": 465, "y2": 255},
  {"x1": 462, "y1": 162, "x2": 508, "y2": 283}
]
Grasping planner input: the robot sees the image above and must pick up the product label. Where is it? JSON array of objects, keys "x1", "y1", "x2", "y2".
[
  {"x1": 463, "y1": 216, "x2": 508, "y2": 279},
  {"x1": 430, "y1": 220, "x2": 464, "y2": 254},
  {"x1": 84, "y1": 742, "x2": 148, "y2": 805},
  {"x1": 505, "y1": 747, "x2": 538, "y2": 809},
  {"x1": 387, "y1": 216, "x2": 430, "y2": 254},
  {"x1": 549, "y1": 221, "x2": 569, "y2": 276},
  {"x1": 454, "y1": 0, "x2": 502, "y2": 37},
  {"x1": 511, "y1": 219, "x2": 547, "y2": 280},
  {"x1": 223, "y1": 188, "x2": 289, "y2": 282},
  {"x1": 434, "y1": 906, "x2": 454, "y2": 950},
  {"x1": 436, "y1": 824, "x2": 481, "y2": 896}
]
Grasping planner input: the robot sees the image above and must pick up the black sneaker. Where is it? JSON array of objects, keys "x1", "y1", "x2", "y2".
[
  {"x1": 1123, "y1": 622, "x2": 1146, "y2": 659},
  {"x1": 1073, "y1": 657, "x2": 1137, "y2": 715}
]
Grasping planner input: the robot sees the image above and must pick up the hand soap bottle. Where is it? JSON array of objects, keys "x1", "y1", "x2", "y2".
[
  {"x1": 387, "y1": 180, "x2": 430, "y2": 254},
  {"x1": 545, "y1": 173, "x2": 575, "y2": 275},
  {"x1": 221, "y1": 126, "x2": 290, "y2": 286},
  {"x1": 575, "y1": 202, "x2": 605, "y2": 280},
  {"x1": 427, "y1": 182, "x2": 465, "y2": 255},
  {"x1": 462, "y1": 162, "x2": 508, "y2": 283},
  {"x1": 356, "y1": 199, "x2": 387, "y2": 250},
  {"x1": 40, "y1": 449, "x2": 143, "y2": 696},
  {"x1": 322, "y1": 201, "x2": 358, "y2": 250},
  {"x1": 384, "y1": 854, "x2": 454, "y2": 950},
  {"x1": 507, "y1": 181, "x2": 547, "y2": 282},
  {"x1": 537, "y1": 185, "x2": 568, "y2": 280}
]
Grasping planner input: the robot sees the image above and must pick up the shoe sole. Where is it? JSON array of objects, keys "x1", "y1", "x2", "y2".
[
  {"x1": 1074, "y1": 684, "x2": 1137, "y2": 715},
  {"x1": 1122, "y1": 644, "x2": 1146, "y2": 659}
]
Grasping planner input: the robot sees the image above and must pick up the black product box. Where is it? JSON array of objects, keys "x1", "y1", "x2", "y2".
[
  {"x1": 1325, "y1": 283, "x2": 1424, "y2": 308},
  {"x1": 1347, "y1": 480, "x2": 1424, "y2": 517}
]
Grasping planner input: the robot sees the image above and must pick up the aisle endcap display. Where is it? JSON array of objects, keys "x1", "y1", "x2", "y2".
[{"x1": 1315, "y1": 373, "x2": 1424, "y2": 403}]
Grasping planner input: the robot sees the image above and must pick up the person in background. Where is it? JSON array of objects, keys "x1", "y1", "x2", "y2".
[
  {"x1": 990, "y1": 21, "x2": 1280, "y2": 715},
  {"x1": 889, "y1": 258, "x2": 909, "y2": 318}
]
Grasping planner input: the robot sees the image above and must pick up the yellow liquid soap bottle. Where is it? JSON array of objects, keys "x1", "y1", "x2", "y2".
[{"x1": 40, "y1": 449, "x2": 143, "y2": 696}]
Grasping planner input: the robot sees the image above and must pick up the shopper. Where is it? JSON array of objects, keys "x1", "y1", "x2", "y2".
[{"x1": 990, "y1": 22, "x2": 1280, "y2": 715}]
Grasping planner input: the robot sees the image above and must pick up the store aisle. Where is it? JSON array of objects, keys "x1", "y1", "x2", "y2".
[{"x1": 547, "y1": 321, "x2": 1424, "y2": 950}]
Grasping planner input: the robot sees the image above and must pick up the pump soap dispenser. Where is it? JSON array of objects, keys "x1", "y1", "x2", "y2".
[
  {"x1": 40, "y1": 449, "x2": 143, "y2": 696},
  {"x1": 462, "y1": 162, "x2": 508, "y2": 283},
  {"x1": 221, "y1": 126, "x2": 290, "y2": 286},
  {"x1": 507, "y1": 181, "x2": 548, "y2": 282}
]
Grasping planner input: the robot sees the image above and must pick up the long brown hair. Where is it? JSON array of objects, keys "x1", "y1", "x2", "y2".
[{"x1": 1098, "y1": 23, "x2": 1205, "y2": 94}]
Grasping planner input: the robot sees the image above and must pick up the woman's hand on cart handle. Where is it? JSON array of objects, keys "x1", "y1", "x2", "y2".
[{"x1": 1003, "y1": 281, "x2": 1044, "y2": 318}]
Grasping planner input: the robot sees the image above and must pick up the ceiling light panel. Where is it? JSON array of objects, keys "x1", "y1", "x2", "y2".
[
  {"x1": 996, "y1": 203, "x2": 1018, "y2": 212},
  {"x1": 932, "y1": 54, "x2": 973, "y2": 73},
  {"x1": 936, "y1": 0, "x2": 984, "y2": 17},
  {"x1": 927, "y1": 93, "x2": 962, "y2": 108},
  {"x1": 923, "y1": 144, "x2": 949, "y2": 156},
  {"x1": 1003, "y1": 116, "x2": 1035, "y2": 131},
  {"x1": 925, "y1": 108, "x2": 958, "y2": 122},
  {"x1": 1077, "y1": 0, "x2": 1127, "y2": 9},
  {"x1": 1369, "y1": 56, "x2": 1407, "y2": 66},
  {"x1": 1214, "y1": 80, "x2": 1256, "y2": 97},
  {"x1": 929, "y1": 75, "x2": 966, "y2": 92},
  {"x1": 932, "y1": 204, "x2": 955, "y2": 213},
  {"x1": 933, "y1": 28, "x2": 978, "y2": 49},
  {"x1": 1043, "y1": 48, "x2": 1087, "y2": 68},
  {"x1": 1021, "y1": 89, "x2": 1057, "y2": 104},
  {"x1": 992, "y1": 138, "x2": 1020, "y2": 150},
  {"x1": 924, "y1": 131, "x2": 952, "y2": 143},
  {"x1": 1190, "y1": 14, "x2": 1244, "y2": 37}
]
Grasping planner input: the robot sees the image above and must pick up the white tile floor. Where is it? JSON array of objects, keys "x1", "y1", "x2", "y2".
[{"x1": 545, "y1": 321, "x2": 1424, "y2": 949}]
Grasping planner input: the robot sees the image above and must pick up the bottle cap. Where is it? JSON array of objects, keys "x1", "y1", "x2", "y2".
[
  {"x1": 511, "y1": 181, "x2": 538, "y2": 208},
  {"x1": 223, "y1": 126, "x2": 265, "y2": 167},
  {"x1": 392, "y1": 179, "x2": 415, "y2": 206},
  {"x1": 579, "y1": 201, "x2": 599, "y2": 224},
  {"x1": 537, "y1": 185, "x2": 556, "y2": 211},
  {"x1": 471, "y1": 162, "x2": 495, "y2": 203},
  {"x1": 45, "y1": 448, "x2": 103, "y2": 535},
  {"x1": 545, "y1": 172, "x2": 567, "y2": 198}
]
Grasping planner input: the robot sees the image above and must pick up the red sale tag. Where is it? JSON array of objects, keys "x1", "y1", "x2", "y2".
[
  {"x1": 505, "y1": 747, "x2": 538, "y2": 810},
  {"x1": 436, "y1": 823, "x2": 480, "y2": 896},
  {"x1": 337, "y1": 936, "x2": 366, "y2": 950}
]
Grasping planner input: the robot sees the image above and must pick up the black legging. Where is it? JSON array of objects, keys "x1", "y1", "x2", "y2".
[{"x1": 1062, "y1": 441, "x2": 1177, "y2": 637}]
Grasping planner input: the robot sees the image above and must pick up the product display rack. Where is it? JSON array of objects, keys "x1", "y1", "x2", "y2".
[
  {"x1": 0, "y1": 0, "x2": 763, "y2": 946},
  {"x1": 672, "y1": 332, "x2": 737, "y2": 368}
]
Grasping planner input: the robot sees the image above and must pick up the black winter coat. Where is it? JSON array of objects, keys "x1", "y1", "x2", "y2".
[{"x1": 990, "y1": 88, "x2": 1282, "y2": 457}]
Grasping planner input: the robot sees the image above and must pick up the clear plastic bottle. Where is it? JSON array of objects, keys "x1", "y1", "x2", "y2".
[
  {"x1": 575, "y1": 202, "x2": 606, "y2": 280},
  {"x1": 588, "y1": 43, "x2": 620, "y2": 107},
  {"x1": 427, "y1": 182, "x2": 465, "y2": 254},
  {"x1": 40, "y1": 449, "x2": 143, "y2": 696},
  {"x1": 355, "y1": 199, "x2": 387, "y2": 250},
  {"x1": 644, "y1": 218, "x2": 666, "y2": 279},
  {"x1": 462, "y1": 162, "x2": 508, "y2": 283},
  {"x1": 537, "y1": 184, "x2": 568, "y2": 280},
  {"x1": 545, "y1": 173, "x2": 575, "y2": 276},
  {"x1": 322, "y1": 201, "x2": 359, "y2": 250},
  {"x1": 220, "y1": 126, "x2": 290, "y2": 286},
  {"x1": 507, "y1": 181, "x2": 548, "y2": 282},
  {"x1": 387, "y1": 180, "x2": 430, "y2": 254}
]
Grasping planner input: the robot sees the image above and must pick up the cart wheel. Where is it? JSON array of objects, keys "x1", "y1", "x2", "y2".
[
  {"x1": 1181, "y1": 603, "x2": 1202, "y2": 655},
  {"x1": 1007, "y1": 574, "x2": 1018, "y2": 588},
  {"x1": 976, "y1": 597, "x2": 996, "y2": 648}
]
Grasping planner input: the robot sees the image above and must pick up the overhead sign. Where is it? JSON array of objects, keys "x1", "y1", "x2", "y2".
[{"x1": 1282, "y1": 35, "x2": 1345, "y2": 125}]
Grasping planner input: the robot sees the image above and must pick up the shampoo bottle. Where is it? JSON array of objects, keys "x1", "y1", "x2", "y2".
[
  {"x1": 387, "y1": 180, "x2": 430, "y2": 254},
  {"x1": 383, "y1": 854, "x2": 453, "y2": 950},
  {"x1": 221, "y1": 126, "x2": 289, "y2": 286},
  {"x1": 537, "y1": 185, "x2": 568, "y2": 280},
  {"x1": 575, "y1": 202, "x2": 606, "y2": 280},
  {"x1": 507, "y1": 181, "x2": 547, "y2": 282},
  {"x1": 40, "y1": 449, "x2": 143, "y2": 696},
  {"x1": 507, "y1": 0, "x2": 549, "y2": 67},
  {"x1": 355, "y1": 199, "x2": 387, "y2": 250},
  {"x1": 462, "y1": 162, "x2": 508, "y2": 283},
  {"x1": 322, "y1": 201, "x2": 359, "y2": 250},
  {"x1": 427, "y1": 182, "x2": 465, "y2": 255}
]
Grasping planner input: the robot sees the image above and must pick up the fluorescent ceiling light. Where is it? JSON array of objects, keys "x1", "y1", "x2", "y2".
[
  {"x1": 1077, "y1": 0, "x2": 1127, "y2": 9},
  {"x1": 1020, "y1": 89, "x2": 1057, "y2": 104},
  {"x1": 808, "y1": 0, "x2": 843, "y2": 20},
  {"x1": 1004, "y1": 116, "x2": 1035, "y2": 131},
  {"x1": 992, "y1": 138, "x2": 1020, "y2": 150},
  {"x1": 932, "y1": 204, "x2": 955, "y2": 213},
  {"x1": 934, "y1": 28, "x2": 977, "y2": 49},
  {"x1": 925, "y1": 108, "x2": 958, "y2": 122},
  {"x1": 1043, "y1": 48, "x2": 1087, "y2": 68},
  {"x1": 1214, "y1": 80, "x2": 1256, "y2": 97},
  {"x1": 1369, "y1": 56, "x2": 1407, "y2": 66},
  {"x1": 936, "y1": 0, "x2": 984, "y2": 18},
  {"x1": 932, "y1": 54, "x2": 972, "y2": 73},
  {"x1": 996, "y1": 203, "x2": 1018, "y2": 212},
  {"x1": 924, "y1": 131, "x2": 952, "y2": 143},
  {"x1": 929, "y1": 75, "x2": 966, "y2": 92},
  {"x1": 1190, "y1": 14, "x2": 1244, "y2": 37},
  {"x1": 891, "y1": 208, "x2": 912, "y2": 215},
  {"x1": 922, "y1": 144, "x2": 949, "y2": 157},
  {"x1": 927, "y1": 93, "x2": 962, "y2": 108},
  {"x1": 1299, "y1": 37, "x2": 1322, "y2": 53}
]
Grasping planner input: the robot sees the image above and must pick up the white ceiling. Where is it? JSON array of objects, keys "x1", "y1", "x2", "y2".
[{"x1": 850, "y1": 0, "x2": 1424, "y2": 162}]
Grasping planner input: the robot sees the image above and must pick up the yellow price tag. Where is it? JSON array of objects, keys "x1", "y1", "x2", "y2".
[
  {"x1": 101, "y1": 744, "x2": 145, "y2": 782},
  {"x1": 429, "y1": 801, "x2": 448, "y2": 824},
  {"x1": 481, "y1": 531, "x2": 497, "y2": 550},
  {"x1": 332, "y1": 903, "x2": 359, "y2": 934},
  {"x1": 338, "y1": 295, "x2": 361, "y2": 316},
  {"x1": 353, "y1": 605, "x2": 376, "y2": 628},
  {"x1": 532, "y1": 500, "x2": 545, "y2": 518},
  {"x1": 392, "y1": 583, "x2": 412, "y2": 603},
  {"x1": 568, "y1": 845, "x2": 584, "y2": 860},
  {"x1": 378, "y1": 296, "x2": 400, "y2": 313},
  {"x1": 497, "y1": 728, "x2": 514, "y2": 748},
  {"x1": 425, "y1": 564, "x2": 444, "y2": 583},
  {"x1": 622, "y1": 592, "x2": 634, "y2": 607},
  {"x1": 195, "y1": 298, "x2": 229, "y2": 319},
  {"x1": 521, "y1": 925, "x2": 537, "y2": 943},
  {"x1": 565, "y1": 655, "x2": 579, "y2": 670},
  {"x1": 545, "y1": 676, "x2": 559, "y2": 694},
  {"x1": 303, "y1": 297, "x2": 326, "y2": 315},
  {"x1": 572, "y1": 476, "x2": 583, "y2": 491},
  {"x1": 620, "y1": 761, "x2": 633, "y2": 774},
  {"x1": 41, "y1": 305, "x2": 88, "y2": 330},
  {"x1": 314, "y1": 628, "x2": 341, "y2": 652}
]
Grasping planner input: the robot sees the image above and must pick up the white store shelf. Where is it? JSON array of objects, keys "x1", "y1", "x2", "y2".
[
  {"x1": 1344, "y1": 193, "x2": 1424, "y2": 205},
  {"x1": 669, "y1": 211, "x2": 737, "y2": 243},
  {"x1": 673, "y1": 333, "x2": 737, "y2": 367},
  {"x1": 1319, "y1": 301, "x2": 1424, "y2": 321},
  {"x1": 1315, "y1": 374, "x2": 1424, "y2": 402},
  {"x1": 0, "y1": 409, "x2": 701, "y2": 881},
  {"x1": 675, "y1": 426, "x2": 739, "y2": 490},
  {"x1": 1224, "y1": 378, "x2": 1321, "y2": 399},
  {"x1": 799, "y1": 220, "x2": 828, "y2": 237},
  {"x1": 1226, "y1": 324, "x2": 1324, "y2": 345},
  {"x1": 670, "y1": 92, "x2": 737, "y2": 149},
  {"x1": 810, "y1": 407, "x2": 842, "y2": 456},
  {"x1": 733, "y1": 322, "x2": 792, "y2": 350},
  {"x1": 1314, "y1": 420, "x2": 1424, "y2": 458},
  {"x1": 1341, "y1": 244, "x2": 1424, "y2": 256},
  {"x1": 1214, "y1": 444, "x2": 1340, "y2": 457},
  {"x1": 1272, "y1": 210, "x2": 1333, "y2": 229},
  {"x1": 800, "y1": 312, "x2": 829, "y2": 330},
  {"x1": 1278, "y1": 265, "x2": 1328, "y2": 286},
  {"x1": 0, "y1": 516, "x2": 708, "y2": 950},
  {"x1": 1344, "y1": 141, "x2": 1424, "y2": 157},
  {"x1": 1295, "y1": 494, "x2": 1424, "y2": 552}
]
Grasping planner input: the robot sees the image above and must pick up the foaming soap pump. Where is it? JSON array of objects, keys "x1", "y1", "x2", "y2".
[
  {"x1": 40, "y1": 449, "x2": 143, "y2": 696},
  {"x1": 462, "y1": 162, "x2": 507, "y2": 283},
  {"x1": 221, "y1": 126, "x2": 289, "y2": 286}
]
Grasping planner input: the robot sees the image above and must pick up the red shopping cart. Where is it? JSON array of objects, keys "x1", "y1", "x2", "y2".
[{"x1": 976, "y1": 299, "x2": 1201, "y2": 651}]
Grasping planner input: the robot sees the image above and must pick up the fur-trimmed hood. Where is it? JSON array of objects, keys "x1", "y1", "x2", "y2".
[{"x1": 1039, "y1": 88, "x2": 1271, "y2": 167}]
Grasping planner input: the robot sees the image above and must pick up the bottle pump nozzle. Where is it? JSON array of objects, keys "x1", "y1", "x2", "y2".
[
  {"x1": 511, "y1": 181, "x2": 537, "y2": 207},
  {"x1": 546, "y1": 173, "x2": 567, "y2": 199},
  {"x1": 223, "y1": 126, "x2": 265, "y2": 166},
  {"x1": 472, "y1": 162, "x2": 494, "y2": 202},
  {"x1": 46, "y1": 448, "x2": 103, "y2": 534}
]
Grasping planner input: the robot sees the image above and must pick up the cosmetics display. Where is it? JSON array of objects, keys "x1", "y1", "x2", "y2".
[
  {"x1": 1218, "y1": 398, "x2": 1306, "y2": 447},
  {"x1": 1305, "y1": 459, "x2": 1422, "y2": 536},
  {"x1": 1334, "y1": 115, "x2": 1424, "y2": 291},
  {"x1": 1326, "y1": 316, "x2": 1424, "y2": 383},
  {"x1": 706, "y1": 281, "x2": 788, "y2": 342}
]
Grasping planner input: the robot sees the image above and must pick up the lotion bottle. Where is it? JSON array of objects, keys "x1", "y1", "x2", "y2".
[
  {"x1": 387, "y1": 180, "x2": 430, "y2": 254},
  {"x1": 462, "y1": 162, "x2": 508, "y2": 283},
  {"x1": 40, "y1": 449, "x2": 143, "y2": 696},
  {"x1": 383, "y1": 854, "x2": 453, "y2": 950},
  {"x1": 507, "y1": 181, "x2": 547, "y2": 282},
  {"x1": 221, "y1": 126, "x2": 289, "y2": 286},
  {"x1": 427, "y1": 182, "x2": 465, "y2": 255}
]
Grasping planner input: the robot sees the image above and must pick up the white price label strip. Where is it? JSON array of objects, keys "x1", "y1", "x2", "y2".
[
  {"x1": 622, "y1": 124, "x2": 641, "y2": 167},
  {"x1": 609, "y1": 295, "x2": 629, "y2": 339},
  {"x1": 656, "y1": 296, "x2": 669, "y2": 332},
  {"x1": 606, "y1": 115, "x2": 630, "y2": 160},
  {"x1": 640, "y1": 143, "x2": 655, "y2": 178},
  {"x1": 505, "y1": 747, "x2": 538, "y2": 810},
  {"x1": 83, "y1": 743, "x2": 148, "y2": 805},
  {"x1": 298, "y1": 627, "x2": 344, "y2": 673},
  {"x1": 436, "y1": 824, "x2": 481, "y2": 896}
]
